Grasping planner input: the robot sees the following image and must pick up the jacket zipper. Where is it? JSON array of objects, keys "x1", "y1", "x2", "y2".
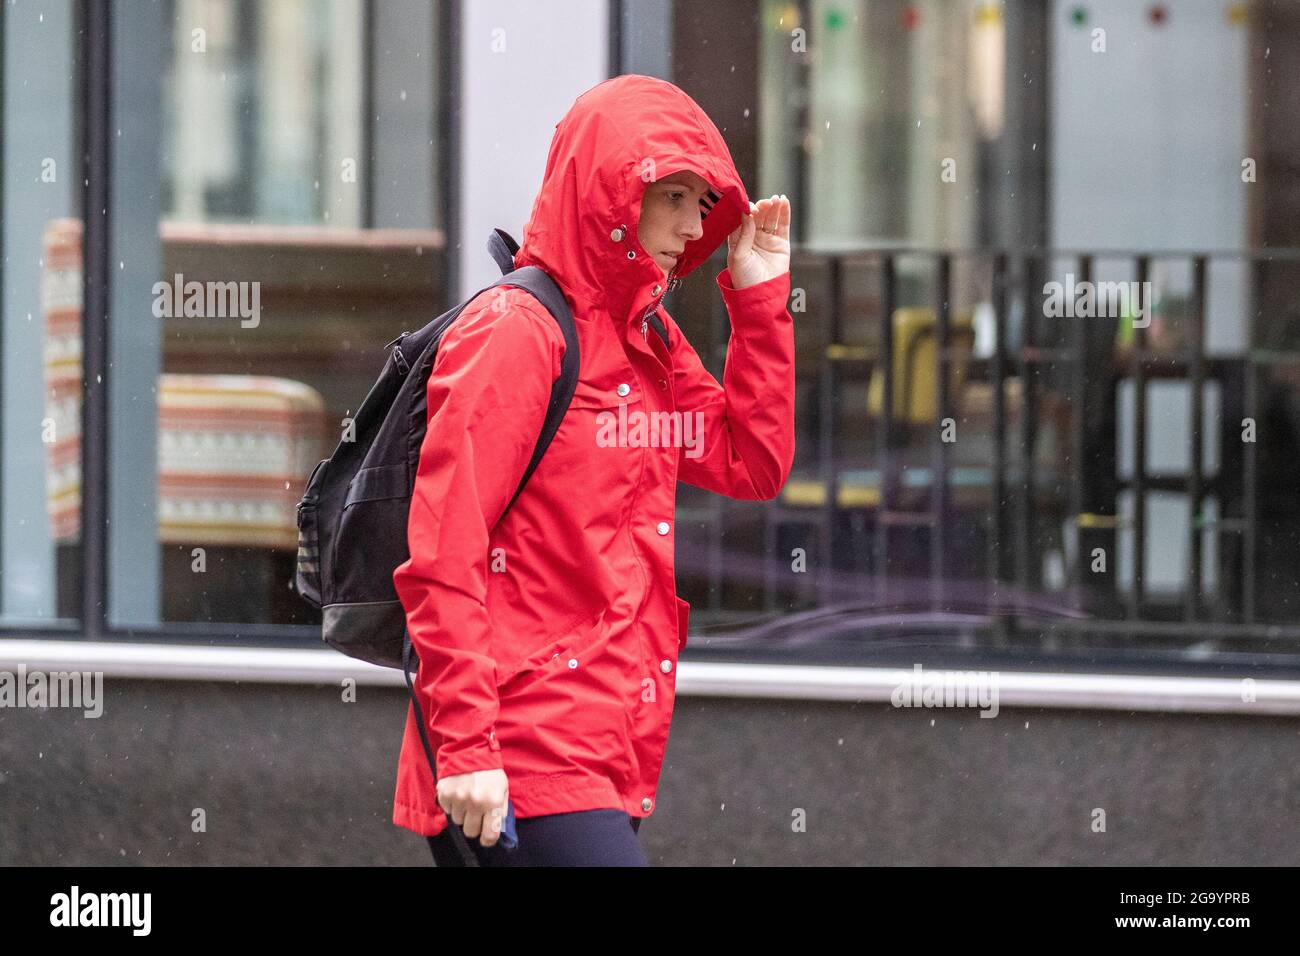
[
  {"x1": 640, "y1": 265, "x2": 681, "y2": 340},
  {"x1": 640, "y1": 297, "x2": 662, "y2": 342}
]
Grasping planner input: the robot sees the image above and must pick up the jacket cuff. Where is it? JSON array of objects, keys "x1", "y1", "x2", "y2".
[
  {"x1": 716, "y1": 268, "x2": 792, "y2": 324},
  {"x1": 435, "y1": 730, "x2": 504, "y2": 779}
]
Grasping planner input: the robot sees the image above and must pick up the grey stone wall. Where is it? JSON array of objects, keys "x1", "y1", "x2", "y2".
[{"x1": 2, "y1": 678, "x2": 1296, "y2": 865}]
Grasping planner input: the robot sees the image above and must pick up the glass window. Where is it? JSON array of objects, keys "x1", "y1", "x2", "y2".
[
  {"x1": 1, "y1": 0, "x2": 447, "y2": 638},
  {"x1": 1, "y1": 0, "x2": 83, "y2": 628},
  {"x1": 9, "y1": 0, "x2": 1300, "y2": 665},
  {"x1": 651, "y1": 0, "x2": 1300, "y2": 665}
]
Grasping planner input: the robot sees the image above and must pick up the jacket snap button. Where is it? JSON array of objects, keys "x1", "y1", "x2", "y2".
[
  {"x1": 641, "y1": 797, "x2": 653, "y2": 812},
  {"x1": 658, "y1": 378, "x2": 668, "y2": 389},
  {"x1": 567, "y1": 658, "x2": 578, "y2": 669},
  {"x1": 660, "y1": 659, "x2": 673, "y2": 674},
  {"x1": 610, "y1": 226, "x2": 625, "y2": 241},
  {"x1": 656, "y1": 521, "x2": 670, "y2": 535},
  {"x1": 616, "y1": 383, "x2": 631, "y2": 397},
  {"x1": 626, "y1": 250, "x2": 636, "y2": 260}
]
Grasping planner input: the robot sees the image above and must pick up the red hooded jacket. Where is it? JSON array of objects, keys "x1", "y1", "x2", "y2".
[{"x1": 392, "y1": 74, "x2": 795, "y2": 837}]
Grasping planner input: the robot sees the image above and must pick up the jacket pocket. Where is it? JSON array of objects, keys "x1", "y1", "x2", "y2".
[
  {"x1": 562, "y1": 385, "x2": 646, "y2": 463},
  {"x1": 496, "y1": 611, "x2": 607, "y2": 695},
  {"x1": 566, "y1": 377, "x2": 645, "y2": 409},
  {"x1": 675, "y1": 595, "x2": 691, "y2": 652}
]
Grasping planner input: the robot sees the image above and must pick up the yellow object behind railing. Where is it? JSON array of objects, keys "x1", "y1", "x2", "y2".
[{"x1": 866, "y1": 307, "x2": 975, "y2": 425}]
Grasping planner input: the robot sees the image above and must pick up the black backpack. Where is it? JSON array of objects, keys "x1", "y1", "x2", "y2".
[{"x1": 292, "y1": 228, "x2": 587, "y2": 667}]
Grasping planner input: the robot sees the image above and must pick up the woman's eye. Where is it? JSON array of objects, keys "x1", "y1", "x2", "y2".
[{"x1": 667, "y1": 191, "x2": 685, "y2": 202}]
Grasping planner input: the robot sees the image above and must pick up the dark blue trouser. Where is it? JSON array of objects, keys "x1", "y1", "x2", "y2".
[{"x1": 427, "y1": 808, "x2": 646, "y2": 867}]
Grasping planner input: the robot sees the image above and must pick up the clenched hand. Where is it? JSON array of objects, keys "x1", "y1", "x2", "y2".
[{"x1": 436, "y1": 768, "x2": 510, "y2": 847}]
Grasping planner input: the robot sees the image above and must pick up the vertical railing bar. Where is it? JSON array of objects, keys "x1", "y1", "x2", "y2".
[
  {"x1": 1242, "y1": 257, "x2": 1258, "y2": 623},
  {"x1": 1132, "y1": 254, "x2": 1150, "y2": 616},
  {"x1": 1017, "y1": 255, "x2": 1037, "y2": 595},
  {"x1": 1187, "y1": 255, "x2": 1206, "y2": 623},
  {"x1": 1071, "y1": 254, "x2": 1091, "y2": 600},
  {"x1": 931, "y1": 253, "x2": 951, "y2": 609},
  {"x1": 875, "y1": 254, "x2": 897, "y2": 605},
  {"x1": 820, "y1": 255, "x2": 842, "y2": 606},
  {"x1": 990, "y1": 253, "x2": 1008, "y2": 599}
]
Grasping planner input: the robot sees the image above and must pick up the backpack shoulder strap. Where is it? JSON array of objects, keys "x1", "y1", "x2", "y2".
[
  {"x1": 487, "y1": 228, "x2": 520, "y2": 275},
  {"x1": 482, "y1": 243, "x2": 580, "y2": 523}
]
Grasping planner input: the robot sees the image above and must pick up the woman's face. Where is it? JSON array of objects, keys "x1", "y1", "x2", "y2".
[{"x1": 637, "y1": 170, "x2": 711, "y2": 276}]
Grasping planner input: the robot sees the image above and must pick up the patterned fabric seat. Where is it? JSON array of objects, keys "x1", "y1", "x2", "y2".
[{"x1": 42, "y1": 217, "x2": 325, "y2": 551}]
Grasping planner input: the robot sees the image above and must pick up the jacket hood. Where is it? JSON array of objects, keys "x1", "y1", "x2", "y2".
[{"x1": 513, "y1": 74, "x2": 750, "y2": 328}]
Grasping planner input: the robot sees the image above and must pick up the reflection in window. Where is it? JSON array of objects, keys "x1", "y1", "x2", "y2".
[
  {"x1": 23, "y1": 0, "x2": 444, "y2": 634},
  {"x1": 162, "y1": 0, "x2": 363, "y2": 227},
  {"x1": 664, "y1": 0, "x2": 1300, "y2": 660},
  {"x1": 757, "y1": 0, "x2": 988, "y2": 248}
]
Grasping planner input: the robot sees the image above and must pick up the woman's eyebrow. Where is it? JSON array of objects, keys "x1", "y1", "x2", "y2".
[{"x1": 661, "y1": 180, "x2": 707, "y2": 195}]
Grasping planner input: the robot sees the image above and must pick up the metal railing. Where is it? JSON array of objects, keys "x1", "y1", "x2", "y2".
[{"x1": 680, "y1": 246, "x2": 1300, "y2": 648}]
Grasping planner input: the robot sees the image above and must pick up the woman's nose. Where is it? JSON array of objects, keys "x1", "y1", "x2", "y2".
[{"x1": 680, "y1": 210, "x2": 704, "y2": 241}]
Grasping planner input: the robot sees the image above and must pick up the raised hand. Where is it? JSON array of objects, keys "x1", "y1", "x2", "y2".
[{"x1": 725, "y1": 193, "x2": 791, "y2": 289}]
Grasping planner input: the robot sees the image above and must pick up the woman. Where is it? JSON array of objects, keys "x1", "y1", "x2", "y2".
[{"x1": 392, "y1": 73, "x2": 795, "y2": 866}]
